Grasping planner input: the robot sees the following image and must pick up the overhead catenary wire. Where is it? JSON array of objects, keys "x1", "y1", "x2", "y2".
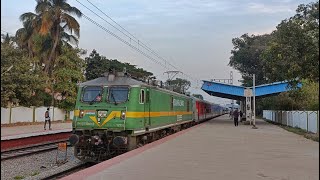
[
  {"x1": 74, "y1": 0, "x2": 201, "y2": 84},
  {"x1": 75, "y1": 0, "x2": 178, "y2": 71},
  {"x1": 81, "y1": 14, "x2": 168, "y2": 70},
  {"x1": 84, "y1": 0, "x2": 180, "y2": 71}
]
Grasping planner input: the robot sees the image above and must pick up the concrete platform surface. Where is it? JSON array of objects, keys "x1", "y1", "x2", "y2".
[
  {"x1": 64, "y1": 115, "x2": 319, "y2": 180},
  {"x1": 1, "y1": 122, "x2": 72, "y2": 140}
]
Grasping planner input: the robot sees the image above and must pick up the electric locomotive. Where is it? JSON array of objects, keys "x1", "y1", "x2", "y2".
[
  {"x1": 70, "y1": 71, "x2": 195, "y2": 162},
  {"x1": 69, "y1": 70, "x2": 225, "y2": 162}
]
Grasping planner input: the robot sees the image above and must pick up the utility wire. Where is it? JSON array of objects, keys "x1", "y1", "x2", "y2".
[
  {"x1": 81, "y1": 13, "x2": 168, "y2": 70},
  {"x1": 77, "y1": 0, "x2": 181, "y2": 71},
  {"x1": 76, "y1": 0, "x2": 170, "y2": 68},
  {"x1": 75, "y1": 0, "x2": 200, "y2": 84},
  {"x1": 85, "y1": 0, "x2": 179, "y2": 71}
]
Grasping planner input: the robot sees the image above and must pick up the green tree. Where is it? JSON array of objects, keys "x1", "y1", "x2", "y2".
[
  {"x1": 1, "y1": 40, "x2": 45, "y2": 107},
  {"x1": 229, "y1": 33, "x2": 273, "y2": 86},
  {"x1": 262, "y1": 1, "x2": 319, "y2": 83},
  {"x1": 85, "y1": 50, "x2": 109, "y2": 80},
  {"x1": 166, "y1": 78, "x2": 191, "y2": 94},
  {"x1": 9, "y1": 0, "x2": 85, "y2": 110},
  {"x1": 16, "y1": 12, "x2": 40, "y2": 58},
  {"x1": 53, "y1": 46, "x2": 85, "y2": 110},
  {"x1": 295, "y1": 80, "x2": 319, "y2": 110},
  {"x1": 19, "y1": 0, "x2": 82, "y2": 76},
  {"x1": 85, "y1": 49, "x2": 154, "y2": 81},
  {"x1": 229, "y1": 1, "x2": 319, "y2": 112}
]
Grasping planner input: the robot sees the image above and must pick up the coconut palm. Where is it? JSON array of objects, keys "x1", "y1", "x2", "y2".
[
  {"x1": 18, "y1": 0, "x2": 82, "y2": 76},
  {"x1": 38, "y1": 0, "x2": 82, "y2": 75},
  {"x1": 16, "y1": 12, "x2": 40, "y2": 57}
]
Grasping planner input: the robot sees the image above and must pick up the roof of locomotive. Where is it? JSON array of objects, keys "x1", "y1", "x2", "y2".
[
  {"x1": 79, "y1": 76, "x2": 147, "y2": 87},
  {"x1": 79, "y1": 74, "x2": 222, "y2": 108},
  {"x1": 79, "y1": 74, "x2": 192, "y2": 98}
]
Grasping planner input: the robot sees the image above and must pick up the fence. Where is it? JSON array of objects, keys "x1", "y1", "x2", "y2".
[
  {"x1": 1, "y1": 106, "x2": 74, "y2": 124},
  {"x1": 263, "y1": 110, "x2": 319, "y2": 134}
]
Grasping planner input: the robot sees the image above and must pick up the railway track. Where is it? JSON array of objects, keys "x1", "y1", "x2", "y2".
[
  {"x1": 41, "y1": 162, "x2": 94, "y2": 180},
  {"x1": 22, "y1": 160, "x2": 95, "y2": 180},
  {"x1": 1, "y1": 140, "x2": 70, "y2": 160}
]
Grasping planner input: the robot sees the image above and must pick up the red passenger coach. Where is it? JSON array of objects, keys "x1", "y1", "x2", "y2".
[
  {"x1": 192, "y1": 97, "x2": 220, "y2": 123},
  {"x1": 191, "y1": 93, "x2": 226, "y2": 123},
  {"x1": 195, "y1": 100, "x2": 205, "y2": 121}
]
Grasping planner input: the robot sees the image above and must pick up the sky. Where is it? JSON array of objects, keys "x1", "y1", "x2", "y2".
[{"x1": 1, "y1": 0, "x2": 312, "y2": 105}]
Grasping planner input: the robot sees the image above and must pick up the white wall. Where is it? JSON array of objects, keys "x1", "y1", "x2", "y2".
[
  {"x1": 35, "y1": 106, "x2": 47, "y2": 122},
  {"x1": 308, "y1": 111, "x2": 318, "y2": 133},
  {"x1": 11, "y1": 107, "x2": 33, "y2": 123},
  {"x1": 53, "y1": 107, "x2": 65, "y2": 121},
  {"x1": 263, "y1": 110, "x2": 318, "y2": 134},
  {"x1": 1, "y1": 106, "x2": 70, "y2": 124},
  {"x1": 1, "y1": 108, "x2": 10, "y2": 124}
]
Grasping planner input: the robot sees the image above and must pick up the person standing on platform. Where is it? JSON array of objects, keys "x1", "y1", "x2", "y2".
[
  {"x1": 44, "y1": 107, "x2": 52, "y2": 130},
  {"x1": 233, "y1": 108, "x2": 239, "y2": 126}
]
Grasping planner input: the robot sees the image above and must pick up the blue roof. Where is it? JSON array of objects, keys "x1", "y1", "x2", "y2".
[{"x1": 201, "y1": 80, "x2": 302, "y2": 100}]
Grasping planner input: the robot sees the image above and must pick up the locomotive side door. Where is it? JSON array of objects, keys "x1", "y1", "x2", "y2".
[{"x1": 141, "y1": 87, "x2": 151, "y2": 129}]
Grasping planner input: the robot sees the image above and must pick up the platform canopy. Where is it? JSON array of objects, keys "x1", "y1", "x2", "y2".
[{"x1": 201, "y1": 80, "x2": 302, "y2": 100}]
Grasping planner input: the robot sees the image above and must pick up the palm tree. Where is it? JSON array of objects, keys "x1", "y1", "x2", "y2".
[
  {"x1": 18, "y1": 0, "x2": 82, "y2": 76},
  {"x1": 37, "y1": 0, "x2": 82, "y2": 76},
  {"x1": 16, "y1": 12, "x2": 40, "y2": 57}
]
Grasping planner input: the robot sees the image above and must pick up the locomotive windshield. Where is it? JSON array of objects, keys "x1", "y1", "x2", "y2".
[
  {"x1": 82, "y1": 86, "x2": 103, "y2": 103},
  {"x1": 108, "y1": 87, "x2": 129, "y2": 104}
]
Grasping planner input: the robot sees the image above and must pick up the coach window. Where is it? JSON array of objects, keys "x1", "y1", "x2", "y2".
[
  {"x1": 170, "y1": 97, "x2": 173, "y2": 110},
  {"x1": 139, "y1": 89, "x2": 145, "y2": 104}
]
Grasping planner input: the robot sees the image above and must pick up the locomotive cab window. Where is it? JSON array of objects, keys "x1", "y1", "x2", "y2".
[
  {"x1": 108, "y1": 86, "x2": 129, "y2": 104},
  {"x1": 81, "y1": 86, "x2": 103, "y2": 103},
  {"x1": 139, "y1": 89, "x2": 145, "y2": 104}
]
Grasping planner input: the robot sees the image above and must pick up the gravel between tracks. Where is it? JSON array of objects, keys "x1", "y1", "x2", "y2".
[{"x1": 1, "y1": 147, "x2": 76, "y2": 180}]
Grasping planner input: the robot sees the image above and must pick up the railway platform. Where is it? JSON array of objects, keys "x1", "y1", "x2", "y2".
[
  {"x1": 63, "y1": 115, "x2": 319, "y2": 180},
  {"x1": 1, "y1": 122, "x2": 72, "y2": 140},
  {"x1": 1, "y1": 122, "x2": 72, "y2": 151}
]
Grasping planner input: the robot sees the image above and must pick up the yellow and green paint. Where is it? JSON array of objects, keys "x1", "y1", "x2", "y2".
[{"x1": 73, "y1": 86, "x2": 193, "y2": 131}]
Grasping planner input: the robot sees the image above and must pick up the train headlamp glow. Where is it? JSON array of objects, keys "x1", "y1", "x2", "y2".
[
  {"x1": 120, "y1": 111, "x2": 126, "y2": 120},
  {"x1": 79, "y1": 110, "x2": 84, "y2": 118}
]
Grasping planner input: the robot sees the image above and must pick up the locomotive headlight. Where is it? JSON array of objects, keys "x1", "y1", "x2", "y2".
[
  {"x1": 120, "y1": 111, "x2": 126, "y2": 120},
  {"x1": 79, "y1": 110, "x2": 84, "y2": 118}
]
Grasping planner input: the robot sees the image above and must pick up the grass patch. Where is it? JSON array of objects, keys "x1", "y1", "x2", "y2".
[
  {"x1": 265, "y1": 119, "x2": 319, "y2": 142},
  {"x1": 31, "y1": 171, "x2": 40, "y2": 176},
  {"x1": 14, "y1": 175, "x2": 25, "y2": 180}
]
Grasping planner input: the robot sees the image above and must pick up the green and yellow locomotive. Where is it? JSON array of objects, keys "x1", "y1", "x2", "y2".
[{"x1": 70, "y1": 71, "x2": 195, "y2": 162}]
